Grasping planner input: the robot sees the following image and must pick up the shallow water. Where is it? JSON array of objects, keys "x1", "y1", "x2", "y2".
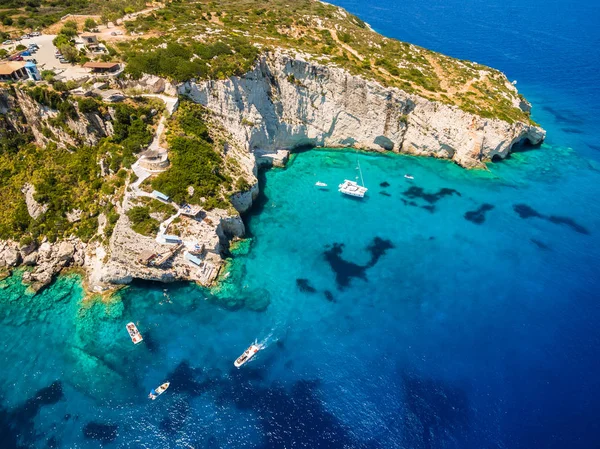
[
  {"x1": 1, "y1": 144, "x2": 600, "y2": 448},
  {"x1": 2, "y1": 0, "x2": 600, "y2": 447}
]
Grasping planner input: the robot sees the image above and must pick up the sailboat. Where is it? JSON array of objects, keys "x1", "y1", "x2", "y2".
[{"x1": 338, "y1": 159, "x2": 368, "y2": 198}]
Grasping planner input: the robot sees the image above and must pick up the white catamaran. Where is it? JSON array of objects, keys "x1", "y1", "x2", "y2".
[{"x1": 338, "y1": 159, "x2": 368, "y2": 198}]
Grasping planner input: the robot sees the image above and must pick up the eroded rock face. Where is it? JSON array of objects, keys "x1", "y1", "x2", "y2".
[
  {"x1": 0, "y1": 238, "x2": 86, "y2": 292},
  {"x1": 118, "y1": 74, "x2": 178, "y2": 96},
  {"x1": 21, "y1": 183, "x2": 48, "y2": 220},
  {"x1": 180, "y1": 51, "x2": 545, "y2": 168}
]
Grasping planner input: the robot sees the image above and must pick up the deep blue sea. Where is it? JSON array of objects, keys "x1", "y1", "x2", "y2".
[{"x1": 1, "y1": 1, "x2": 600, "y2": 448}]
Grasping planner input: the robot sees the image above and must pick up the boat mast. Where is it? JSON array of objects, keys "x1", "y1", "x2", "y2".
[{"x1": 357, "y1": 159, "x2": 365, "y2": 187}]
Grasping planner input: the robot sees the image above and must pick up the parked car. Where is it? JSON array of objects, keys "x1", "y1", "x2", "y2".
[
  {"x1": 2, "y1": 40, "x2": 12, "y2": 45},
  {"x1": 30, "y1": 32, "x2": 41, "y2": 37},
  {"x1": 59, "y1": 57, "x2": 68, "y2": 64},
  {"x1": 21, "y1": 34, "x2": 30, "y2": 40},
  {"x1": 26, "y1": 58, "x2": 37, "y2": 64}
]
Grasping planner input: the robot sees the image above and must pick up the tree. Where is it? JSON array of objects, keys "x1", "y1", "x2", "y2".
[
  {"x1": 84, "y1": 18, "x2": 97, "y2": 30},
  {"x1": 59, "y1": 44, "x2": 79, "y2": 63},
  {"x1": 2, "y1": 17, "x2": 13, "y2": 26}
]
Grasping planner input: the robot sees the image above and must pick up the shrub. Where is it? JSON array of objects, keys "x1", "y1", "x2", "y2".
[
  {"x1": 84, "y1": 18, "x2": 97, "y2": 30},
  {"x1": 126, "y1": 206, "x2": 159, "y2": 236},
  {"x1": 77, "y1": 97, "x2": 100, "y2": 114}
]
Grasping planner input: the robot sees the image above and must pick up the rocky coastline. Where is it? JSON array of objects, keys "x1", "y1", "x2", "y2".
[{"x1": 0, "y1": 50, "x2": 546, "y2": 295}]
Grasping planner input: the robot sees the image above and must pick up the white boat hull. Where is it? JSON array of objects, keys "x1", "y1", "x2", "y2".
[
  {"x1": 149, "y1": 382, "x2": 170, "y2": 400},
  {"x1": 234, "y1": 344, "x2": 261, "y2": 368},
  {"x1": 338, "y1": 180, "x2": 367, "y2": 198},
  {"x1": 126, "y1": 322, "x2": 143, "y2": 344}
]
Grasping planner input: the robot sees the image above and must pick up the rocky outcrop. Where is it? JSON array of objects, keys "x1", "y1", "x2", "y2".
[
  {"x1": 180, "y1": 51, "x2": 545, "y2": 168},
  {"x1": 0, "y1": 238, "x2": 86, "y2": 293},
  {"x1": 118, "y1": 74, "x2": 178, "y2": 96},
  {"x1": 21, "y1": 183, "x2": 48, "y2": 220}
]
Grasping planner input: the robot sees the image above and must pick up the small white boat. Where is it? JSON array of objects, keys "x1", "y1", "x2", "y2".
[
  {"x1": 126, "y1": 322, "x2": 143, "y2": 344},
  {"x1": 339, "y1": 159, "x2": 367, "y2": 198},
  {"x1": 404, "y1": 174, "x2": 414, "y2": 180},
  {"x1": 315, "y1": 181, "x2": 328, "y2": 188},
  {"x1": 148, "y1": 382, "x2": 170, "y2": 400},
  {"x1": 234, "y1": 342, "x2": 261, "y2": 368}
]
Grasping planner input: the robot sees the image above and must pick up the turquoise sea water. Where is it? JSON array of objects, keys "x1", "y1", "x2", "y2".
[{"x1": 2, "y1": 0, "x2": 600, "y2": 447}]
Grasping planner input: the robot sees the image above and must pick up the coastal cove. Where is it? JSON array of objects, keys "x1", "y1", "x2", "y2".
[
  {"x1": 0, "y1": 0, "x2": 599, "y2": 446},
  {"x1": 1, "y1": 144, "x2": 600, "y2": 448}
]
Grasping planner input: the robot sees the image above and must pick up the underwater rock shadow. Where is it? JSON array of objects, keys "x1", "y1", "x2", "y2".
[
  {"x1": 514, "y1": 204, "x2": 590, "y2": 235},
  {"x1": 296, "y1": 278, "x2": 317, "y2": 293},
  {"x1": 402, "y1": 186, "x2": 461, "y2": 205},
  {"x1": 83, "y1": 422, "x2": 119, "y2": 443},
  {"x1": 531, "y1": 239, "x2": 551, "y2": 251},
  {"x1": 323, "y1": 237, "x2": 394, "y2": 290},
  {"x1": 561, "y1": 127, "x2": 584, "y2": 134},
  {"x1": 542, "y1": 105, "x2": 585, "y2": 125},
  {"x1": 159, "y1": 399, "x2": 191, "y2": 435},
  {"x1": 166, "y1": 361, "x2": 218, "y2": 397},
  {"x1": 214, "y1": 375, "x2": 366, "y2": 449},
  {"x1": 0, "y1": 381, "x2": 64, "y2": 449},
  {"x1": 400, "y1": 373, "x2": 470, "y2": 449},
  {"x1": 464, "y1": 203, "x2": 495, "y2": 224}
]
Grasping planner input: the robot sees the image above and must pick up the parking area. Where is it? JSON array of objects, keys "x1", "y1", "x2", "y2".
[{"x1": 2, "y1": 34, "x2": 91, "y2": 80}]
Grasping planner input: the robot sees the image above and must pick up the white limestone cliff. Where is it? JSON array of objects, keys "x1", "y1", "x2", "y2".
[{"x1": 179, "y1": 51, "x2": 545, "y2": 169}]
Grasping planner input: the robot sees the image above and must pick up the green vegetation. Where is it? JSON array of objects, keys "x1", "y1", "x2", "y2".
[
  {"x1": 122, "y1": 38, "x2": 259, "y2": 82},
  {"x1": 84, "y1": 18, "x2": 97, "y2": 31},
  {"x1": 150, "y1": 101, "x2": 232, "y2": 210},
  {"x1": 0, "y1": 86, "x2": 161, "y2": 243},
  {"x1": 1, "y1": 0, "x2": 531, "y2": 123},
  {"x1": 0, "y1": 0, "x2": 146, "y2": 33},
  {"x1": 126, "y1": 206, "x2": 159, "y2": 236},
  {"x1": 116, "y1": 0, "x2": 530, "y2": 124}
]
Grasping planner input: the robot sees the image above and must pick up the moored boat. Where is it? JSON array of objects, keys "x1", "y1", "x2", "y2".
[
  {"x1": 315, "y1": 181, "x2": 328, "y2": 188},
  {"x1": 404, "y1": 174, "x2": 414, "y2": 180},
  {"x1": 126, "y1": 322, "x2": 143, "y2": 344},
  {"x1": 148, "y1": 382, "x2": 170, "y2": 400},
  {"x1": 338, "y1": 179, "x2": 367, "y2": 197},
  {"x1": 234, "y1": 342, "x2": 261, "y2": 368},
  {"x1": 339, "y1": 159, "x2": 367, "y2": 198}
]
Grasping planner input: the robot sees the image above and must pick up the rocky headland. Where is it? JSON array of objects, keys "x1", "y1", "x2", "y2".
[{"x1": 0, "y1": 0, "x2": 546, "y2": 294}]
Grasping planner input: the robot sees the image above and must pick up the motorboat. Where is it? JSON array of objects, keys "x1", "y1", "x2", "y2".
[
  {"x1": 404, "y1": 174, "x2": 414, "y2": 180},
  {"x1": 126, "y1": 322, "x2": 143, "y2": 344},
  {"x1": 234, "y1": 342, "x2": 261, "y2": 368},
  {"x1": 339, "y1": 159, "x2": 367, "y2": 198},
  {"x1": 148, "y1": 382, "x2": 170, "y2": 400},
  {"x1": 315, "y1": 181, "x2": 328, "y2": 188}
]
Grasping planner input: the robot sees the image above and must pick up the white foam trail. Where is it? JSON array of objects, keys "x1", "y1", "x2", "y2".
[{"x1": 258, "y1": 329, "x2": 276, "y2": 348}]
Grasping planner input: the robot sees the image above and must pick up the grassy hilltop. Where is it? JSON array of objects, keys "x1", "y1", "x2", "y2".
[
  {"x1": 115, "y1": 0, "x2": 532, "y2": 124},
  {"x1": 0, "y1": 0, "x2": 531, "y2": 124}
]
